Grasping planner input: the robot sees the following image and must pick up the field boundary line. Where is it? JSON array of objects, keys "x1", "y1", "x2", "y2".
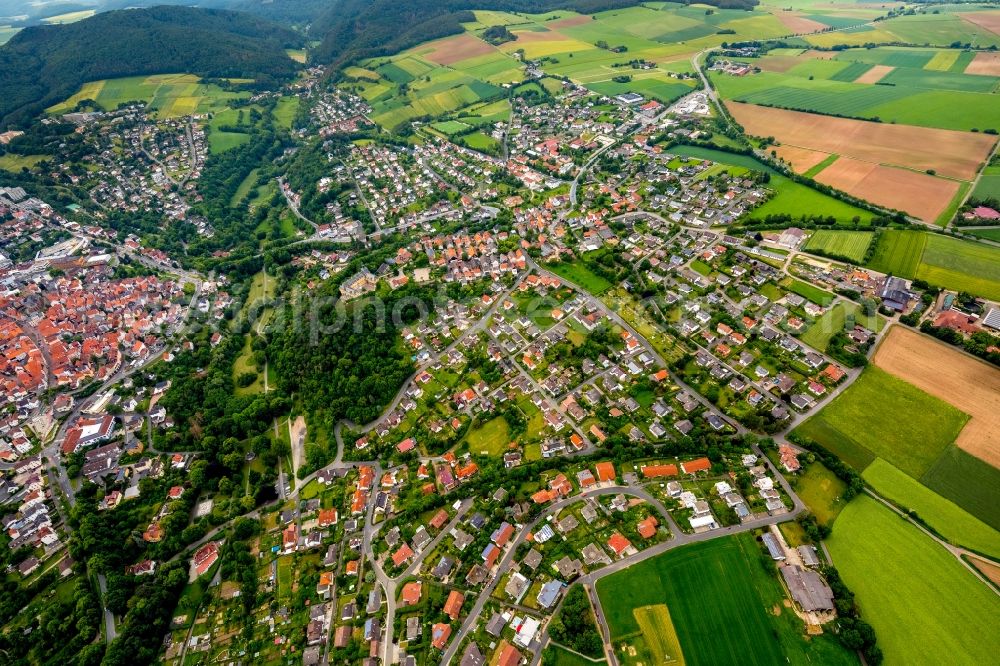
[{"x1": 548, "y1": 641, "x2": 607, "y2": 663}]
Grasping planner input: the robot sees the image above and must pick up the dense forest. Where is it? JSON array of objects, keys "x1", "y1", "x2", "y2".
[
  {"x1": 0, "y1": 6, "x2": 302, "y2": 127},
  {"x1": 310, "y1": 0, "x2": 759, "y2": 65}
]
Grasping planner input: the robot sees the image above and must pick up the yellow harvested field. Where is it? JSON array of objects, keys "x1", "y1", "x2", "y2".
[
  {"x1": 873, "y1": 326, "x2": 1000, "y2": 468},
  {"x1": 965, "y1": 52, "x2": 1000, "y2": 76},
  {"x1": 728, "y1": 102, "x2": 996, "y2": 180},
  {"x1": 815, "y1": 157, "x2": 959, "y2": 221},
  {"x1": 854, "y1": 64, "x2": 894, "y2": 84},
  {"x1": 925, "y1": 50, "x2": 959, "y2": 71},
  {"x1": 500, "y1": 28, "x2": 593, "y2": 58},
  {"x1": 774, "y1": 145, "x2": 832, "y2": 172}
]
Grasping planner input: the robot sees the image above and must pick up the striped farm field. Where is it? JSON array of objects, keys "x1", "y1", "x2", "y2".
[
  {"x1": 866, "y1": 229, "x2": 926, "y2": 276},
  {"x1": 803, "y1": 230, "x2": 873, "y2": 262},
  {"x1": 47, "y1": 73, "x2": 245, "y2": 117},
  {"x1": 597, "y1": 534, "x2": 856, "y2": 666}
]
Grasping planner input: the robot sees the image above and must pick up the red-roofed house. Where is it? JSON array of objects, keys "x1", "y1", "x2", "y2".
[
  {"x1": 443, "y1": 589, "x2": 464, "y2": 620},
  {"x1": 392, "y1": 543, "x2": 414, "y2": 568},
  {"x1": 400, "y1": 581, "x2": 422, "y2": 606},
  {"x1": 681, "y1": 457, "x2": 711, "y2": 474},
  {"x1": 193, "y1": 542, "x2": 219, "y2": 577},
  {"x1": 637, "y1": 516, "x2": 658, "y2": 539},
  {"x1": 608, "y1": 532, "x2": 632, "y2": 557},
  {"x1": 595, "y1": 461, "x2": 616, "y2": 483},
  {"x1": 641, "y1": 464, "x2": 678, "y2": 478}
]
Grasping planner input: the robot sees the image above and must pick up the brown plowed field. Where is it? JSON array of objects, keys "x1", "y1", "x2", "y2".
[
  {"x1": 854, "y1": 64, "x2": 894, "y2": 84},
  {"x1": 815, "y1": 157, "x2": 958, "y2": 221},
  {"x1": 873, "y1": 326, "x2": 1000, "y2": 469},
  {"x1": 965, "y1": 52, "x2": 1000, "y2": 76},
  {"x1": 547, "y1": 14, "x2": 593, "y2": 29},
  {"x1": 774, "y1": 145, "x2": 831, "y2": 172},
  {"x1": 728, "y1": 102, "x2": 995, "y2": 181},
  {"x1": 757, "y1": 55, "x2": 809, "y2": 72},
  {"x1": 774, "y1": 12, "x2": 829, "y2": 35},
  {"x1": 423, "y1": 33, "x2": 495, "y2": 65},
  {"x1": 961, "y1": 11, "x2": 1000, "y2": 35}
]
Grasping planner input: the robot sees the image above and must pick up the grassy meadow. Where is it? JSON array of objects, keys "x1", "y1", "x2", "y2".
[
  {"x1": 827, "y1": 496, "x2": 1000, "y2": 666},
  {"x1": 864, "y1": 458, "x2": 1000, "y2": 558},
  {"x1": 803, "y1": 230, "x2": 873, "y2": 263}
]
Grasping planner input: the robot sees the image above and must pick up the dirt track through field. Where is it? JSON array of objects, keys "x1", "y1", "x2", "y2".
[
  {"x1": 728, "y1": 102, "x2": 996, "y2": 181},
  {"x1": 873, "y1": 326, "x2": 1000, "y2": 469}
]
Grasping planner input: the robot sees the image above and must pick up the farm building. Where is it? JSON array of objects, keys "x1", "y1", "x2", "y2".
[
  {"x1": 762, "y1": 533, "x2": 785, "y2": 560},
  {"x1": 780, "y1": 564, "x2": 835, "y2": 612}
]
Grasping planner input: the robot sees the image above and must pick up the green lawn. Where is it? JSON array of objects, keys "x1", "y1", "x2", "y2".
[
  {"x1": 545, "y1": 260, "x2": 614, "y2": 295},
  {"x1": 803, "y1": 230, "x2": 873, "y2": 263},
  {"x1": 597, "y1": 533, "x2": 856, "y2": 666},
  {"x1": 827, "y1": 496, "x2": 1000, "y2": 666},
  {"x1": 793, "y1": 367, "x2": 969, "y2": 478},
  {"x1": 230, "y1": 168, "x2": 260, "y2": 207},
  {"x1": 793, "y1": 461, "x2": 847, "y2": 526},
  {"x1": 781, "y1": 277, "x2": 833, "y2": 306},
  {"x1": 863, "y1": 458, "x2": 1000, "y2": 559},
  {"x1": 800, "y1": 301, "x2": 883, "y2": 352},
  {"x1": 465, "y1": 416, "x2": 510, "y2": 456},
  {"x1": 0, "y1": 154, "x2": 48, "y2": 171},
  {"x1": 542, "y1": 645, "x2": 606, "y2": 666}
]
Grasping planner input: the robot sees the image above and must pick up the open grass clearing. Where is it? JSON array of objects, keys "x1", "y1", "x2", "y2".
[
  {"x1": 793, "y1": 461, "x2": 847, "y2": 526},
  {"x1": 464, "y1": 416, "x2": 510, "y2": 457}
]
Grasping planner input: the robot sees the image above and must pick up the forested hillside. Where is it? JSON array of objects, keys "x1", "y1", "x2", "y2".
[
  {"x1": 0, "y1": 6, "x2": 302, "y2": 127},
  {"x1": 309, "y1": 0, "x2": 759, "y2": 65}
]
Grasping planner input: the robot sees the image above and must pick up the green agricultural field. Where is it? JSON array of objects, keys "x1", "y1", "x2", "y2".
[
  {"x1": 921, "y1": 446, "x2": 1000, "y2": 532},
  {"x1": 827, "y1": 496, "x2": 1000, "y2": 666},
  {"x1": 916, "y1": 234, "x2": 1000, "y2": 301},
  {"x1": 459, "y1": 131, "x2": 500, "y2": 153},
  {"x1": 230, "y1": 168, "x2": 260, "y2": 207},
  {"x1": 597, "y1": 533, "x2": 856, "y2": 666},
  {"x1": 864, "y1": 458, "x2": 1000, "y2": 558},
  {"x1": 793, "y1": 461, "x2": 848, "y2": 526},
  {"x1": 972, "y1": 174, "x2": 1000, "y2": 200},
  {"x1": 431, "y1": 120, "x2": 471, "y2": 135},
  {"x1": 866, "y1": 229, "x2": 926, "y2": 276},
  {"x1": 465, "y1": 417, "x2": 510, "y2": 456},
  {"x1": 968, "y1": 227, "x2": 1000, "y2": 243},
  {"x1": 209, "y1": 130, "x2": 250, "y2": 153},
  {"x1": 47, "y1": 73, "x2": 246, "y2": 117},
  {"x1": 803, "y1": 230, "x2": 873, "y2": 263},
  {"x1": 793, "y1": 367, "x2": 969, "y2": 478}
]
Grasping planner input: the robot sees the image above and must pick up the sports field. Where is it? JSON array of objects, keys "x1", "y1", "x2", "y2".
[
  {"x1": 827, "y1": 496, "x2": 1000, "y2": 666},
  {"x1": 803, "y1": 230, "x2": 873, "y2": 263},
  {"x1": 47, "y1": 73, "x2": 246, "y2": 117},
  {"x1": 597, "y1": 534, "x2": 855, "y2": 666},
  {"x1": 863, "y1": 458, "x2": 1000, "y2": 558},
  {"x1": 793, "y1": 366, "x2": 969, "y2": 478}
]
